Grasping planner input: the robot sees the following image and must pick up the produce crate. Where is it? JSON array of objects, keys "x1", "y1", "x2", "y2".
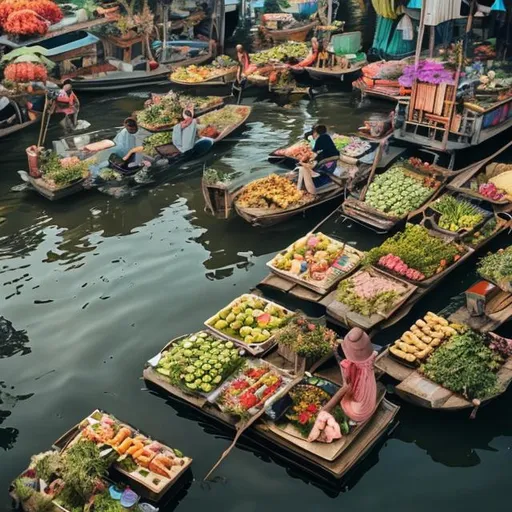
[
  {"x1": 204, "y1": 293, "x2": 295, "y2": 356},
  {"x1": 266, "y1": 233, "x2": 364, "y2": 295}
]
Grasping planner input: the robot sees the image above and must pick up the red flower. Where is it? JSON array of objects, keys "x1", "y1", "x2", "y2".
[
  {"x1": 306, "y1": 404, "x2": 318, "y2": 413},
  {"x1": 298, "y1": 412, "x2": 311, "y2": 424}
]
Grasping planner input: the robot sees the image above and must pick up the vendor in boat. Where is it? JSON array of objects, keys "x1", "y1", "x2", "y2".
[
  {"x1": 112, "y1": 117, "x2": 149, "y2": 166},
  {"x1": 236, "y1": 44, "x2": 258, "y2": 79},
  {"x1": 292, "y1": 37, "x2": 320, "y2": 69},
  {"x1": 308, "y1": 328, "x2": 377, "y2": 443},
  {"x1": 53, "y1": 79, "x2": 80, "y2": 130},
  {"x1": 172, "y1": 107, "x2": 197, "y2": 154},
  {"x1": 297, "y1": 124, "x2": 340, "y2": 194}
]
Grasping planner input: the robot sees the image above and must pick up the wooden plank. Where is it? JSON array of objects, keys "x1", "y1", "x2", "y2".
[
  {"x1": 396, "y1": 372, "x2": 455, "y2": 409},
  {"x1": 260, "y1": 273, "x2": 295, "y2": 292},
  {"x1": 288, "y1": 285, "x2": 323, "y2": 303}
]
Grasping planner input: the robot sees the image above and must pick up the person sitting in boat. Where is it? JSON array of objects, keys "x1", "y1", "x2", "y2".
[
  {"x1": 308, "y1": 327, "x2": 377, "y2": 443},
  {"x1": 112, "y1": 117, "x2": 149, "y2": 167},
  {"x1": 172, "y1": 107, "x2": 197, "y2": 154},
  {"x1": 297, "y1": 124, "x2": 340, "y2": 194},
  {"x1": 292, "y1": 37, "x2": 320, "y2": 69},
  {"x1": 53, "y1": 79, "x2": 80, "y2": 130}
]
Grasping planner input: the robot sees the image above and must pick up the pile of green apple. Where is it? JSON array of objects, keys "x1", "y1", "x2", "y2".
[{"x1": 208, "y1": 295, "x2": 293, "y2": 345}]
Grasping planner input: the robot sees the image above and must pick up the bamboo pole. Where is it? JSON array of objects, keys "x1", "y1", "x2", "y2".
[
  {"x1": 409, "y1": 2, "x2": 428, "y2": 121},
  {"x1": 441, "y1": 0, "x2": 476, "y2": 150},
  {"x1": 327, "y1": 0, "x2": 332, "y2": 26}
]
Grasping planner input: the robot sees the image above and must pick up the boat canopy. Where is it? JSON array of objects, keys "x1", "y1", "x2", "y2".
[{"x1": 422, "y1": 0, "x2": 491, "y2": 25}]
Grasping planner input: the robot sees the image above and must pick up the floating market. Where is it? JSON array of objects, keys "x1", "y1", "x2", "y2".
[{"x1": 2, "y1": 0, "x2": 512, "y2": 511}]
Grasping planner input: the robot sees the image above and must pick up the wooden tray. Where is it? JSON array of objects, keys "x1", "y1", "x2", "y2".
[
  {"x1": 326, "y1": 266, "x2": 417, "y2": 330},
  {"x1": 204, "y1": 293, "x2": 295, "y2": 356},
  {"x1": 266, "y1": 233, "x2": 365, "y2": 295},
  {"x1": 53, "y1": 409, "x2": 192, "y2": 497}
]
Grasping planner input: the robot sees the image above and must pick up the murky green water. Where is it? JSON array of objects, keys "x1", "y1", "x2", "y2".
[{"x1": 1, "y1": 3, "x2": 512, "y2": 511}]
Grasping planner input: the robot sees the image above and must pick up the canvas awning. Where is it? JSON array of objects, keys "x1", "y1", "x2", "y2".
[{"x1": 423, "y1": 0, "x2": 492, "y2": 25}]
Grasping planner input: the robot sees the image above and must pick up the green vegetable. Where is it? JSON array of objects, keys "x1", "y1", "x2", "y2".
[
  {"x1": 477, "y1": 247, "x2": 512, "y2": 291},
  {"x1": 143, "y1": 132, "x2": 173, "y2": 157},
  {"x1": 364, "y1": 164, "x2": 437, "y2": 217},
  {"x1": 12, "y1": 479, "x2": 34, "y2": 502},
  {"x1": 92, "y1": 491, "x2": 125, "y2": 512},
  {"x1": 421, "y1": 331, "x2": 502, "y2": 399},
  {"x1": 40, "y1": 152, "x2": 89, "y2": 187},
  {"x1": 432, "y1": 195, "x2": 484, "y2": 232},
  {"x1": 365, "y1": 224, "x2": 464, "y2": 278}
]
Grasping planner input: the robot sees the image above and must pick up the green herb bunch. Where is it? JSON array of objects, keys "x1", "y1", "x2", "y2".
[
  {"x1": 478, "y1": 247, "x2": 512, "y2": 291},
  {"x1": 421, "y1": 331, "x2": 502, "y2": 400}
]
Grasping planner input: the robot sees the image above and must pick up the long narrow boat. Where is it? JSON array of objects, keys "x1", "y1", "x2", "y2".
[
  {"x1": 143, "y1": 337, "x2": 399, "y2": 481},
  {"x1": 304, "y1": 59, "x2": 367, "y2": 82},
  {"x1": 0, "y1": 113, "x2": 41, "y2": 140},
  {"x1": 262, "y1": 20, "x2": 318, "y2": 43},
  {"x1": 170, "y1": 66, "x2": 238, "y2": 87}
]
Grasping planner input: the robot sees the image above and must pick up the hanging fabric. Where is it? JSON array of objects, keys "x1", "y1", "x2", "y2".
[
  {"x1": 490, "y1": 0, "x2": 506, "y2": 12},
  {"x1": 396, "y1": 13, "x2": 414, "y2": 40},
  {"x1": 371, "y1": 0, "x2": 398, "y2": 19},
  {"x1": 407, "y1": 0, "x2": 421, "y2": 8},
  {"x1": 423, "y1": 0, "x2": 463, "y2": 25},
  {"x1": 371, "y1": 15, "x2": 395, "y2": 54}
]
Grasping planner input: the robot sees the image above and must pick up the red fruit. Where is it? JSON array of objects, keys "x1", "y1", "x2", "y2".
[
  {"x1": 307, "y1": 323, "x2": 316, "y2": 331},
  {"x1": 256, "y1": 312, "x2": 271, "y2": 325},
  {"x1": 149, "y1": 60, "x2": 159, "y2": 70}
]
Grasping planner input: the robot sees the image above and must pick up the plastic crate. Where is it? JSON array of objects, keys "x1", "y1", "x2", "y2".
[{"x1": 332, "y1": 31, "x2": 362, "y2": 55}]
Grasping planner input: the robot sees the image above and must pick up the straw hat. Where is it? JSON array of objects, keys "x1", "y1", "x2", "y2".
[{"x1": 341, "y1": 327, "x2": 373, "y2": 362}]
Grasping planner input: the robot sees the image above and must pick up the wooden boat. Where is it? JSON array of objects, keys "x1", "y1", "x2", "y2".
[
  {"x1": 9, "y1": 409, "x2": 192, "y2": 507},
  {"x1": 0, "y1": 111, "x2": 41, "y2": 140},
  {"x1": 170, "y1": 66, "x2": 238, "y2": 86},
  {"x1": 304, "y1": 58, "x2": 367, "y2": 81},
  {"x1": 374, "y1": 298, "x2": 512, "y2": 411},
  {"x1": 262, "y1": 20, "x2": 318, "y2": 43},
  {"x1": 25, "y1": 175, "x2": 88, "y2": 201},
  {"x1": 143, "y1": 340, "x2": 399, "y2": 481},
  {"x1": 353, "y1": 77, "x2": 404, "y2": 103},
  {"x1": 341, "y1": 157, "x2": 448, "y2": 233},
  {"x1": 234, "y1": 180, "x2": 345, "y2": 228}
]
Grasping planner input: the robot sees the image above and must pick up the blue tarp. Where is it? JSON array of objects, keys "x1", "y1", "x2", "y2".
[{"x1": 41, "y1": 32, "x2": 100, "y2": 57}]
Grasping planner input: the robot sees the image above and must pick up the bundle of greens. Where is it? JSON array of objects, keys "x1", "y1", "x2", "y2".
[
  {"x1": 250, "y1": 42, "x2": 309, "y2": 65},
  {"x1": 275, "y1": 315, "x2": 337, "y2": 360},
  {"x1": 41, "y1": 153, "x2": 89, "y2": 188},
  {"x1": 477, "y1": 247, "x2": 512, "y2": 292},
  {"x1": 365, "y1": 224, "x2": 465, "y2": 279},
  {"x1": 143, "y1": 132, "x2": 172, "y2": 157},
  {"x1": 420, "y1": 331, "x2": 502, "y2": 400}
]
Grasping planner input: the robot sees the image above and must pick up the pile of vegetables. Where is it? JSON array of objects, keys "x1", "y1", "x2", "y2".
[
  {"x1": 389, "y1": 312, "x2": 463, "y2": 365},
  {"x1": 364, "y1": 164, "x2": 439, "y2": 217},
  {"x1": 198, "y1": 105, "x2": 247, "y2": 132},
  {"x1": 136, "y1": 103, "x2": 181, "y2": 130},
  {"x1": 250, "y1": 42, "x2": 309, "y2": 65},
  {"x1": 275, "y1": 315, "x2": 337, "y2": 361},
  {"x1": 431, "y1": 195, "x2": 485, "y2": 232},
  {"x1": 170, "y1": 55, "x2": 236, "y2": 83},
  {"x1": 366, "y1": 224, "x2": 466, "y2": 280},
  {"x1": 469, "y1": 162, "x2": 512, "y2": 202},
  {"x1": 462, "y1": 217, "x2": 499, "y2": 247},
  {"x1": 207, "y1": 294, "x2": 293, "y2": 346},
  {"x1": 155, "y1": 331, "x2": 244, "y2": 394},
  {"x1": 336, "y1": 269, "x2": 409, "y2": 317},
  {"x1": 4, "y1": 61, "x2": 47, "y2": 82},
  {"x1": 142, "y1": 132, "x2": 172, "y2": 156},
  {"x1": 0, "y1": 0, "x2": 62, "y2": 36},
  {"x1": 284, "y1": 383, "x2": 350, "y2": 438},
  {"x1": 236, "y1": 174, "x2": 312, "y2": 210},
  {"x1": 477, "y1": 247, "x2": 512, "y2": 292},
  {"x1": 216, "y1": 364, "x2": 287, "y2": 418},
  {"x1": 421, "y1": 330, "x2": 502, "y2": 400},
  {"x1": 41, "y1": 153, "x2": 89, "y2": 188},
  {"x1": 271, "y1": 232, "x2": 362, "y2": 285}
]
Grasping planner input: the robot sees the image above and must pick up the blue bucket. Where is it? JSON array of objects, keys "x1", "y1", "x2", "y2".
[{"x1": 298, "y1": 1, "x2": 318, "y2": 16}]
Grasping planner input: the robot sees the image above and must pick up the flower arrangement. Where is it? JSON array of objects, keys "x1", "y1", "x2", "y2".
[
  {"x1": 4, "y1": 61, "x2": 48, "y2": 81},
  {"x1": 399, "y1": 60, "x2": 455, "y2": 88}
]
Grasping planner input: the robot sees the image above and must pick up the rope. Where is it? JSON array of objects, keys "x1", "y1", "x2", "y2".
[{"x1": 340, "y1": 351, "x2": 378, "y2": 423}]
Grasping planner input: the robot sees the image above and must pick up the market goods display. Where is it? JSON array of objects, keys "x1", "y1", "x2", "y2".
[
  {"x1": 275, "y1": 314, "x2": 337, "y2": 362},
  {"x1": 214, "y1": 362, "x2": 291, "y2": 418},
  {"x1": 0, "y1": 0, "x2": 62, "y2": 25},
  {"x1": 197, "y1": 105, "x2": 249, "y2": 138},
  {"x1": 250, "y1": 42, "x2": 309, "y2": 65},
  {"x1": 154, "y1": 331, "x2": 244, "y2": 394},
  {"x1": 420, "y1": 330, "x2": 503, "y2": 400},
  {"x1": 366, "y1": 224, "x2": 467, "y2": 282},
  {"x1": 466, "y1": 162, "x2": 512, "y2": 203},
  {"x1": 143, "y1": 132, "x2": 172, "y2": 156},
  {"x1": 40, "y1": 153, "x2": 89, "y2": 189},
  {"x1": 462, "y1": 217, "x2": 500, "y2": 248},
  {"x1": 478, "y1": 247, "x2": 512, "y2": 292},
  {"x1": 283, "y1": 382, "x2": 351, "y2": 438},
  {"x1": 430, "y1": 195, "x2": 487, "y2": 233},
  {"x1": 269, "y1": 232, "x2": 363, "y2": 291},
  {"x1": 170, "y1": 56, "x2": 236, "y2": 83},
  {"x1": 4, "y1": 61, "x2": 47, "y2": 82},
  {"x1": 10, "y1": 411, "x2": 190, "y2": 512},
  {"x1": 389, "y1": 312, "x2": 464, "y2": 365},
  {"x1": 236, "y1": 174, "x2": 313, "y2": 210},
  {"x1": 364, "y1": 164, "x2": 440, "y2": 217},
  {"x1": 274, "y1": 140, "x2": 315, "y2": 162},
  {"x1": 341, "y1": 138, "x2": 371, "y2": 158},
  {"x1": 335, "y1": 268, "x2": 411, "y2": 317},
  {"x1": 137, "y1": 101, "x2": 181, "y2": 131},
  {"x1": 206, "y1": 294, "x2": 294, "y2": 349}
]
